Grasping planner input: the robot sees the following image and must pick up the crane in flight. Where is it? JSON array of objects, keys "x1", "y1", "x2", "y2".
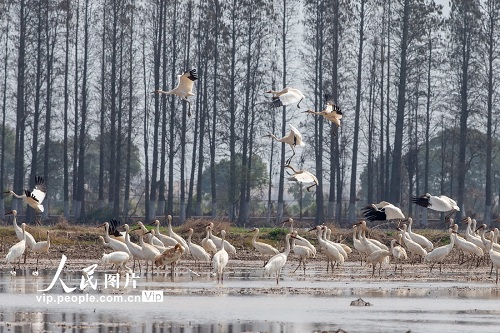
[
  {"x1": 152, "y1": 68, "x2": 198, "y2": 116},
  {"x1": 304, "y1": 95, "x2": 343, "y2": 136},
  {"x1": 285, "y1": 165, "x2": 318, "y2": 192},
  {"x1": 265, "y1": 87, "x2": 305, "y2": 108},
  {"x1": 411, "y1": 193, "x2": 459, "y2": 222},
  {"x1": 264, "y1": 124, "x2": 305, "y2": 165},
  {"x1": 5, "y1": 176, "x2": 47, "y2": 225}
]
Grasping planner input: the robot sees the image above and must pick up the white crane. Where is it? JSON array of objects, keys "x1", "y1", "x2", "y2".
[
  {"x1": 6, "y1": 210, "x2": 36, "y2": 252},
  {"x1": 285, "y1": 165, "x2": 318, "y2": 192},
  {"x1": 366, "y1": 249, "x2": 391, "y2": 277},
  {"x1": 135, "y1": 221, "x2": 164, "y2": 247},
  {"x1": 304, "y1": 95, "x2": 343, "y2": 135},
  {"x1": 407, "y1": 218, "x2": 433, "y2": 251},
  {"x1": 462, "y1": 217, "x2": 485, "y2": 251},
  {"x1": 147, "y1": 229, "x2": 171, "y2": 253},
  {"x1": 450, "y1": 223, "x2": 483, "y2": 265},
  {"x1": 326, "y1": 227, "x2": 352, "y2": 254},
  {"x1": 151, "y1": 220, "x2": 178, "y2": 247},
  {"x1": 138, "y1": 231, "x2": 161, "y2": 274},
  {"x1": 411, "y1": 193, "x2": 460, "y2": 222},
  {"x1": 106, "y1": 219, "x2": 126, "y2": 242},
  {"x1": 201, "y1": 224, "x2": 217, "y2": 255},
  {"x1": 208, "y1": 222, "x2": 236, "y2": 255},
  {"x1": 290, "y1": 231, "x2": 314, "y2": 275},
  {"x1": 264, "y1": 232, "x2": 295, "y2": 284},
  {"x1": 265, "y1": 124, "x2": 305, "y2": 165},
  {"x1": 100, "y1": 251, "x2": 131, "y2": 273},
  {"x1": 212, "y1": 230, "x2": 229, "y2": 284},
  {"x1": 282, "y1": 218, "x2": 316, "y2": 256},
  {"x1": 187, "y1": 228, "x2": 211, "y2": 266},
  {"x1": 152, "y1": 68, "x2": 198, "y2": 116},
  {"x1": 321, "y1": 226, "x2": 348, "y2": 261},
  {"x1": 352, "y1": 225, "x2": 368, "y2": 265},
  {"x1": 154, "y1": 244, "x2": 185, "y2": 280},
  {"x1": 487, "y1": 230, "x2": 500, "y2": 284},
  {"x1": 31, "y1": 230, "x2": 51, "y2": 267},
  {"x1": 5, "y1": 176, "x2": 47, "y2": 225},
  {"x1": 100, "y1": 222, "x2": 131, "y2": 255},
  {"x1": 356, "y1": 222, "x2": 384, "y2": 255},
  {"x1": 358, "y1": 220, "x2": 389, "y2": 251},
  {"x1": 250, "y1": 228, "x2": 279, "y2": 265},
  {"x1": 390, "y1": 238, "x2": 407, "y2": 273},
  {"x1": 166, "y1": 215, "x2": 190, "y2": 255},
  {"x1": 476, "y1": 224, "x2": 500, "y2": 252},
  {"x1": 399, "y1": 224, "x2": 428, "y2": 263},
  {"x1": 123, "y1": 224, "x2": 145, "y2": 272},
  {"x1": 424, "y1": 228, "x2": 455, "y2": 273},
  {"x1": 362, "y1": 201, "x2": 405, "y2": 222},
  {"x1": 6, "y1": 223, "x2": 27, "y2": 273},
  {"x1": 309, "y1": 225, "x2": 344, "y2": 272},
  {"x1": 265, "y1": 87, "x2": 305, "y2": 108}
]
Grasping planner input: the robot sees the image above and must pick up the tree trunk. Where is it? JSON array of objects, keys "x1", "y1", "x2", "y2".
[{"x1": 389, "y1": 0, "x2": 410, "y2": 206}]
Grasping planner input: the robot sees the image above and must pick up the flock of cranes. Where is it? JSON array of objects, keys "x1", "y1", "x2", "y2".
[
  {"x1": 4, "y1": 206, "x2": 500, "y2": 285},
  {"x1": 3, "y1": 70, "x2": 500, "y2": 286}
]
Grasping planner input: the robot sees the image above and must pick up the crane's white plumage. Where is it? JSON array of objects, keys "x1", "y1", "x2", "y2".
[
  {"x1": 201, "y1": 224, "x2": 217, "y2": 254},
  {"x1": 100, "y1": 251, "x2": 131, "y2": 272},
  {"x1": 305, "y1": 95, "x2": 343, "y2": 132},
  {"x1": 362, "y1": 201, "x2": 405, "y2": 221},
  {"x1": 424, "y1": 228, "x2": 455, "y2": 272},
  {"x1": 264, "y1": 232, "x2": 294, "y2": 284},
  {"x1": 166, "y1": 215, "x2": 190, "y2": 255},
  {"x1": 7, "y1": 210, "x2": 36, "y2": 249},
  {"x1": 290, "y1": 231, "x2": 314, "y2": 275},
  {"x1": 212, "y1": 230, "x2": 229, "y2": 284},
  {"x1": 390, "y1": 238, "x2": 407, "y2": 273},
  {"x1": 285, "y1": 165, "x2": 318, "y2": 192},
  {"x1": 266, "y1": 124, "x2": 305, "y2": 165},
  {"x1": 266, "y1": 87, "x2": 305, "y2": 108},
  {"x1": 366, "y1": 249, "x2": 391, "y2": 277},
  {"x1": 6, "y1": 223, "x2": 27, "y2": 267},
  {"x1": 5, "y1": 176, "x2": 47, "y2": 223},
  {"x1": 282, "y1": 218, "x2": 316, "y2": 256},
  {"x1": 251, "y1": 228, "x2": 279, "y2": 264},
  {"x1": 152, "y1": 68, "x2": 198, "y2": 116},
  {"x1": 152, "y1": 220, "x2": 179, "y2": 247},
  {"x1": 407, "y1": 218, "x2": 433, "y2": 251},
  {"x1": 208, "y1": 222, "x2": 236, "y2": 255},
  {"x1": 451, "y1": 223, "x2": 483, "y2": 258},
  {"x1": 310, "y1": 225, "x2": 344, "y2": 272},
  {"x1": 487, "y1": 230, "x2": 500, "y2": 284},
  {"x1": 187, "y1": 228, "x2": 211, "y2": 263},
  {"x1": 412, "y1": 193, "x2": 459, "y2": 221},
  {"x1": 399, "y1": 224, "x2": 428, "y2": 261},
  {"x1": 101, "y1": 222, "x2": 131, "y2": 255}
]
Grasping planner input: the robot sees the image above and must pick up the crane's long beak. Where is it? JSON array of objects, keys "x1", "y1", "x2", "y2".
[
  {"x1": 96, "y1": 223, "x2": 106, "y2": 228},
  {"x1": 307, "y1": 226, "x2": 316, "y2": 232},
  {"x1": 5, "y1": 210, "x2": 13, "y2": 215}
]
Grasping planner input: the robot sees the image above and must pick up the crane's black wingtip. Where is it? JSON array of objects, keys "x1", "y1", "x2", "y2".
[
  {"x1": 185, "y1": 68, "x2": 198, "y2": 81},
  {"x1": 411, "y1": 195, "x2": 430, "y2": 208}
]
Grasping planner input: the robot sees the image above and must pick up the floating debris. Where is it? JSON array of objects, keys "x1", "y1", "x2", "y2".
[{"x1": 350, "y1": 298, "x2": 372, "y2": 306}]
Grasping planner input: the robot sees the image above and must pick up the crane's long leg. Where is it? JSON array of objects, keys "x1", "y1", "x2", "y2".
[
  {"x1": 286, "y1": 146, "x2": 296, "y2": 166},
  {"x1": 296, "y1": 98, "x2": 303, "y2": 108}
]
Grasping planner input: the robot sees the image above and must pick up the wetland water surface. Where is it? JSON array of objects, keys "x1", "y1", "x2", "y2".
[{"x1": 1, "y1": 262, "x2": 500, "y2": 333}]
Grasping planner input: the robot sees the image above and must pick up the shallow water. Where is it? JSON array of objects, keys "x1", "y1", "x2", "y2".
[{"x1": 1, "y1": 265, "x2": 500, "y2": 333}]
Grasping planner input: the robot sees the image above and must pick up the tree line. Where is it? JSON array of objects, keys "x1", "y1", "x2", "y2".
[{"x1": 1, "y1": 0, "x2": 499, "y2": 227}]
